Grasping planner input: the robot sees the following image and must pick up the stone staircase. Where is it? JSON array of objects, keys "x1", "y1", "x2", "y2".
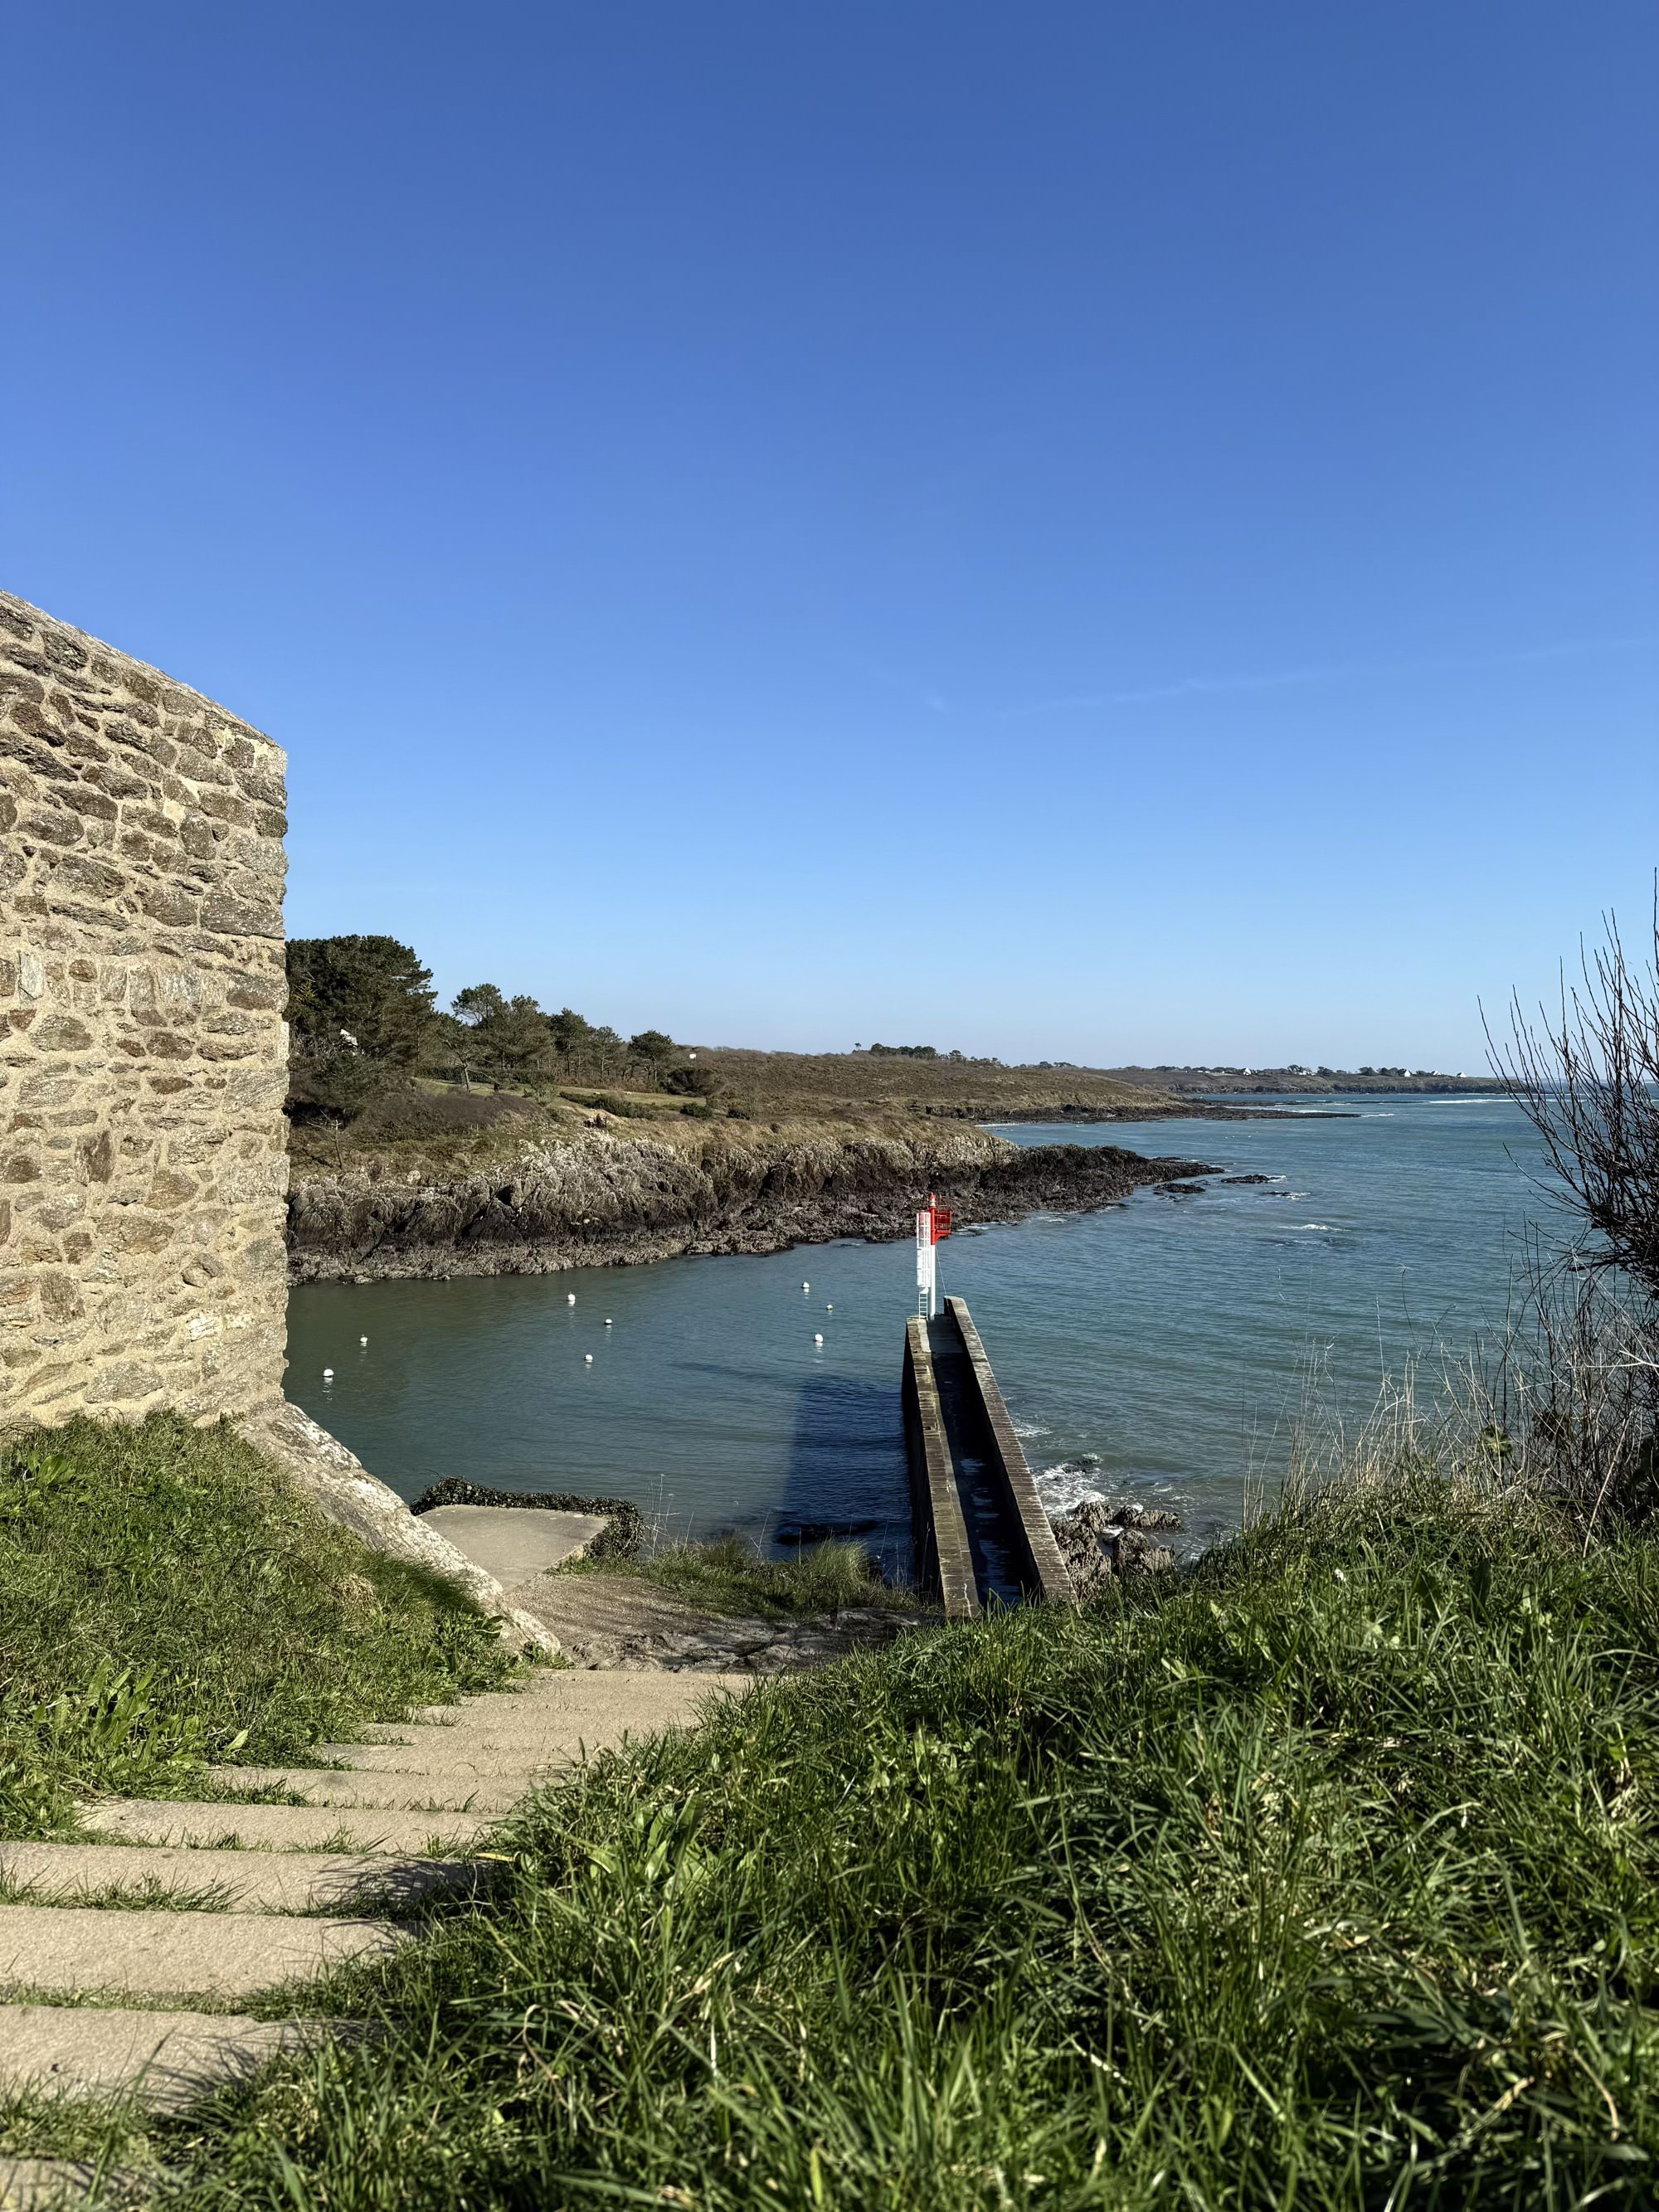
[{"x1": 0, "y1": 1666, "x2": 745, "y2": 2208}]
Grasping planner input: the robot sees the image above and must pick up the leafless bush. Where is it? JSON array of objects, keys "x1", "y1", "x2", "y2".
[
  {"x1": 1488, "y1": 896, "x2": 1659, "y2": 1299},
  {"x1": 1272, "y1": 1256, "x2": 1658, "y2": 1542},
  {"x1": 1498, "y1": 1257, "x2": 1658, "y2": 1529},
  {"x1": 1473, "y1": 897, "x2": 1659, "y2": 1524}
]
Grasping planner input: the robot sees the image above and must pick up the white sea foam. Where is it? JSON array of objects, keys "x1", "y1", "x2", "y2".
[
  {"x1": 1300, "y1": 1222, "x2": 1335, "y2": 1231},
  {"x1": 1011, "y1": 1418, "x2": 1050, "y2": 1441},
  {"x1": 1036, "y1": 1457, "x2": 1108, "y2": 1514}
]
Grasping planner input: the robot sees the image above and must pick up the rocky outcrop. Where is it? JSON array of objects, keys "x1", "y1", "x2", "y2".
[
  {"x1": 1051, "y1": 1500, "x2": 1185, "y2": 1596},
  {"x1": 286, "y1": 1123, "x2": 1219, "y2": 1282}
]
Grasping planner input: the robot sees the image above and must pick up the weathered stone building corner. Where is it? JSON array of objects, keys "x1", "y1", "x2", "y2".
[{"x1": 1, "y1": 587, "x2": 289, "y2": 1436}]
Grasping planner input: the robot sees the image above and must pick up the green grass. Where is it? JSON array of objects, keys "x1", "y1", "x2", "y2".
[
  {"x1": 567, "y1": 1532, "x2": 923, "y2": 1621},
  {"x1": 0, "y1": 1413, "x2": 514, "y2": 1838},
  {"x1": 138, "y1": 1470, "x2": 1659, "y2": 2209}
]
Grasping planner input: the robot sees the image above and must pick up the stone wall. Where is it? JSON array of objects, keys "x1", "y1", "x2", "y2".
[{"x1": 0, "y1": 589, "x2": 289, "y2": 1435}]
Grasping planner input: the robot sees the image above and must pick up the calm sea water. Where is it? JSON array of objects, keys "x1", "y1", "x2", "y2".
[{"x1": 286, "y1": 1096, "x2": 1546, "y2": 1559}]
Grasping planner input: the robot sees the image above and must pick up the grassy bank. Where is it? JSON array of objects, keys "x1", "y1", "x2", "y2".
[
  {"x1": 141, "y1": 1467, "x2": 1659, "y2": 2209},
  {"x1": 0, "y1": 1414, "x2": 513, "y2": 1839}
]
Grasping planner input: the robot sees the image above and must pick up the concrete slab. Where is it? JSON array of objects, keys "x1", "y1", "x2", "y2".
[
  {"x1": 385, "y1": 1670, "x2": 752, "y2": 1736},
  {"x1": 0, "y1": 1844, "x2": 483, "y2": 1914},
  {"x1": 303, "y1": 1675, "x2": 747, "y2": 1776},
  {"x1": 308, "y1": 1724, "x2": 726, "y2": 1772},
  {"x1": 0, "y1": 2157, "x2": 106, "y2": 2209},
  {"x1": 79, "y1": 1801, "x2": 489, "y2": 1855},
  {"x1": 308, "y1": 1743, "x2": 576, "y2": 1777},
  {"x1": 509, "y1": 1575, "x2": 764, "y2": 1655},
  {"x1": 0, "y1": 2004, "x2": 324, "y2": 2115},
  {"x1": 0, "y1": 1906, "x2": 407, "y2": 2001},
  {"x1": 418, "y1": 1506, "x2": 608, "y2": 1585},
  {"x1": 202, "y1": 1768, "x2": 531, "y2": 1812}
]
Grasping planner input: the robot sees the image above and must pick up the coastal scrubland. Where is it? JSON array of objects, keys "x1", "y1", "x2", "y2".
[
  {"x1": 1095, "y1": 1062, "x2": 1506, "y2": 1097},
  {"x1": 283, "y1": 929, "x2": 1501, "y2": 1137},
  {"x1": 280, "y1": 935, "x2": 1233, "y2": 1280},
  {"x1": 0, "y1": 1414, "x2": 512, "y2": 1841},
  {"x1": 698, "y1": 1048, "x2": 1505, "y2": 1111},
  {"x1": 283, "y1": 932, "x2": 1185, "y2": 1133},
  {"x1": 281, "y1": 932, "x2": 1512, "y2": 1288},
  {"x1": 688, "y1": 1045, "x2": 1166, "y2": 1119}
]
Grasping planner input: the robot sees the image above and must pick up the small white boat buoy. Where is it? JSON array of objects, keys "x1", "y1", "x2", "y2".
[
  {"x1": 585, "y1": 1353, "x2": 594, "y2": 1364},
  {"x1": 567, "y1": 1292, "x2": 577, "y2": 1305},
  {"x1": 802, "y1": 1281, "x2": 810, "y2": 1291},
  {"x1": 814, "y1": 1332, "x2": 824, "y2": 1344},
  {"x1": 323, "y1": 1368, "x2": 333, "y2": 1379},
  {"x1": 825, "y1": 1303, "x2": 833, "y2": 1311},
  {"x1": 359, "y1": 1336, "x2": 368, "y2": 1346},
  {"x1": 604, "y1": 1317, "x2": 613, "y2": 1326}
]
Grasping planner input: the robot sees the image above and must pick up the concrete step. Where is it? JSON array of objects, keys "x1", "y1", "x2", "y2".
[
  {"x1": 307, "y1": 1741, "x2": 577, "y2": 1777},
  {"x1": 0, "y1": 1906, "x2": 408, "y2": 2002},
  {"x1": 335, "y1": 1717, "x2": 725, "y2": 1762},
  {"x1": 345, "y1": 1719, "x2": 737, "y2": 1758},
  {"x1": 394, "y1": 1670, "x2": 750, "y2": 1731},
  {"x1": 80, "y1": 1801, "x2": 489, "y2": 1855},
  {"x1": 0, "y1": 2003, "x2": 326, "y2": 2114},
  {"x1": 0, "y1": 1843, "x2": 482, "y2": 1915},
  {"x1": 0, "y1": 2157, "x2": 108, "y2": 2209},
  {"x1": 202, "y1": 1768, "x2": 530, "y2": 1812}
]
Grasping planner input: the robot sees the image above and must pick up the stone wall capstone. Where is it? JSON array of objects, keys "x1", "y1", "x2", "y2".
[{"x1": 0, "y1": 588, "x2": 289, "y2": 1434}]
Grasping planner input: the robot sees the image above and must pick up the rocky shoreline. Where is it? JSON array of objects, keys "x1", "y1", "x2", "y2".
[{"x1": 287, "y1": 1122, "x2": 1220, "y2": 1284}]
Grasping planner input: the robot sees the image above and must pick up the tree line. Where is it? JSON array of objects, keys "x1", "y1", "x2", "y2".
[{"x1": 285, "y1": 935, "x2": 718, "y2": 1115}]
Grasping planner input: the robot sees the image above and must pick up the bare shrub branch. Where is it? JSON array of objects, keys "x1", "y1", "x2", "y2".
[{"x1": 1486, "y1": 889, "x2": 1659, "y2": 1299}]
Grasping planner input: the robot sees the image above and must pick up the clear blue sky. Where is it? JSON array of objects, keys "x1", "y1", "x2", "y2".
[{"x1": 6, "y1": 3, "x2": 1655, "y2": 1071}]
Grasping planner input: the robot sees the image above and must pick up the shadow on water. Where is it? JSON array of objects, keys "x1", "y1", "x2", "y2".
[{"x1": 764, "y1": 1370, "x2": 912, "y2": 1581}]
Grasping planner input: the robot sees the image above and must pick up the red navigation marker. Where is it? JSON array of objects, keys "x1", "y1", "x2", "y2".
[{"x1": 915, "y1": 1192, "x2": 951, "y2": 1315}]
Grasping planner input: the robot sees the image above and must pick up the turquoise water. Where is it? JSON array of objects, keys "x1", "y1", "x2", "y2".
[{"x1": 286, "y1": 1096, "x2": 1545, "y2": 1557}]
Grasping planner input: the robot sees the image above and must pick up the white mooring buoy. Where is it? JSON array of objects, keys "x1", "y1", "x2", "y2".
[
  {"x1": 825, "y1": 1303, "x2": 833, "y2": 1311},
  {"x1": 814, "y1": 1333, "x2": 824, "y2": 1345},
  {"x1": 802, "y1": 1281, "x2": 810, "y2": 1291},
  {"x1": 323, "y1": 1368, "x2": 333, "y2": 1379},
  {"x1": 359, "y1": 1336, "x2": 367, "y2": 1347},
  {"x1": 604, "y1": 1317, "x2": 613, "y2": 1326},
  {"x1": 567, "y1": 1292, "x2": 577, "y2": 1305},
  {"x1": 585, "y1": 1353, "x2": 594, "y2": 1364}
]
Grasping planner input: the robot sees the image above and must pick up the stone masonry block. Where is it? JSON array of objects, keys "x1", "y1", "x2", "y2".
[{"x1": 0, "y1": 589, "x2": 287, "y2": 1437}]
